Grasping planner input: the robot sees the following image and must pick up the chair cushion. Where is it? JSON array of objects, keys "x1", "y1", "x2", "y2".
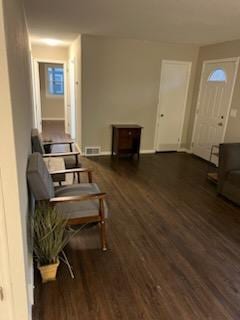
[
  {"x1": 31, "y1": 129, "x2": 44, "y2": 154},
  {"x1": 27, "y1": 153, "x2": 55, "y2": 200},
  {"x1": 54, "y1": 183, "x2": 108, "y2": 219},
  {"x1": 227, "y1": 170, "x2": 240, "y2": 187},
  {"x1": 64, "y1": 156, "x2": 82, "y2": 169}
]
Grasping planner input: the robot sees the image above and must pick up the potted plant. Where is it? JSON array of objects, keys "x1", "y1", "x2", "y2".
[{"x1": 32, "y1": 203, "x2": 69, "y2": 283}]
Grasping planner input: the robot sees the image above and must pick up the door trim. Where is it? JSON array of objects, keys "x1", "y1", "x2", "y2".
[
  {"x1": 154, "y1": 60, "x2": 192, "y2": 151},
  {"x1": 191, "y1": 57, "x2": 240, "y2": 153},
  {"x1": 69, "y1": 58, "x2": 77, "y2": 139}
]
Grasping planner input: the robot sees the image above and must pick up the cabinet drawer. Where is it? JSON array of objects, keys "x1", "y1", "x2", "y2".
[{"x1": 119, "y1": 128, "x2": 140, "y2": 138}]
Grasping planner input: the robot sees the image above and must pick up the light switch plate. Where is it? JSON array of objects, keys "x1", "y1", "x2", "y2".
[{"x1": 230, "y1": 109, "x2": 237, "y2": 118}]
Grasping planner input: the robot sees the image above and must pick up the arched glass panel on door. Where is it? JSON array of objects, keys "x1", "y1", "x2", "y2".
[{"x1": 208, "y1": 68, "x2": 227, "y2": 82}]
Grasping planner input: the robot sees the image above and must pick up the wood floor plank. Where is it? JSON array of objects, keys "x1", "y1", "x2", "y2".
[{"x1": 32, "y1": 134, "x2": 240, "y2": 319}]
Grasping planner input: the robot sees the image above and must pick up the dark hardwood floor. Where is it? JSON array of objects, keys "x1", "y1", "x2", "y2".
[
  {"x1": 33, "y1": 153, "x2": 240, "y2": 320},
  {"x1": 41, "y1": 120, "x2": 73, "y2": 153},
  {"x1": 42, "y1": 120, "x2": 70, "y2": 142}
]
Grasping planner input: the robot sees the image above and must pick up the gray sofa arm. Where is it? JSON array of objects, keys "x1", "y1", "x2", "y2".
[{"x1": 218, "y1": 143, "x2": 240, "y2": 193}]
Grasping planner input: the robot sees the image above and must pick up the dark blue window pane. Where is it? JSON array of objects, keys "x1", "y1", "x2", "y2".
[{"x1": 47, "y1": 67, "x2": 64, "y2": 95}]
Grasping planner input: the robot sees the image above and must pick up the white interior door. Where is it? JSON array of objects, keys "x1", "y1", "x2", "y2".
[
  {"x1": 192, "y1": 59, "x2": 238, "y2": 162},
  {"x1": 0, "y1": 171, "x2": 13, "y2": 320},
  {"x1": 155, "y1": 60, "x2": 191, "y2": 151}
]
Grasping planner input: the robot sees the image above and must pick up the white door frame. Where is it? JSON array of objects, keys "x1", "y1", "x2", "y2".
[
  {"x1": 0, "y1": 169, "x2": 14, "y2": 320},
  {"x1": 69, "y1": 58, "x2": 76, "y2": 139},
  {"x1": 191, "y1": 57, "x2": 240, "y2": 152},
  {"x1": 32, "y1": 58, "x2": 68, "y2": 133},
  {"x1": 154, "y1": 60, "x2": 192, "y2": 151}
]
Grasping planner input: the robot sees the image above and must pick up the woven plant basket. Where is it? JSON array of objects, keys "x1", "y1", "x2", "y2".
[{"x1": 38, "y1": 259, "x2": 60, "y2": 283}]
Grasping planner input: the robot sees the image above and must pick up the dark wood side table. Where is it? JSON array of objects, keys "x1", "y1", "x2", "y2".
[{"x1": 111, "y1": 124, "x2": 142, "y2": 158}]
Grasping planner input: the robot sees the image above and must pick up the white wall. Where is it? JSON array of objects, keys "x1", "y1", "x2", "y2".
[
  {"x1": 81, "y1": 35, "x2": 199, "y2": 153},
  {"x1": 0, "y1": 0, "x2": 33, "y2": 318},
  {"x1": 31, "y1": 44, "x2": 68, "y2": 61}
]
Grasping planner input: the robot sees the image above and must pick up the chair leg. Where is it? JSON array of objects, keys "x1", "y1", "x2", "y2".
[
  {"x1": 99, "y1": 198, "x2": 107, "y2": 251},
  {"x1": 99, "y1": 220, "x2": 107, "y2": 251},
  {"x1": 77, "y1": 172, "x2": 80, "y2": 183}
]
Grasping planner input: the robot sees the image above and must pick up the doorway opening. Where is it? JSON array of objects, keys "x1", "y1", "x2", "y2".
[
  {"x1": 32, "y1": 58, "x2": 77, "y2": 143},
  {"x1": 39, "y1": 62, "x2": 66, "y2": 140}
]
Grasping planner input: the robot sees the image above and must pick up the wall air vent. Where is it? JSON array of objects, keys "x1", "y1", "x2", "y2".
[{"x1": 85, "y1": 146, "x2": 101, "y2": 156}]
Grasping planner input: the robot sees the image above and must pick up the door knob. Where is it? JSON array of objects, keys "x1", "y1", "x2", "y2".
[
  {"x1": 160, "y1": 114, "x2": 164, "y2": 117},
  {"x1": 218, "y1": 122, "x2": 223, "y2": 126}
]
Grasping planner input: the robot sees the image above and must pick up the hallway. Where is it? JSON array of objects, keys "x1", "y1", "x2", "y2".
[{"x1": 42, "y1": 120, "x2": 70, "y2": 142}]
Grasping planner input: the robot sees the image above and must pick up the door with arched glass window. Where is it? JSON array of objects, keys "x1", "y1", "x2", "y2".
[{"x1": 192, "y1": 59, "x2": 238, "y2": 163}]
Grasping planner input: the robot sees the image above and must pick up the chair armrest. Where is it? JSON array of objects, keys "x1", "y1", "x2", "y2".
[
  {"x1": 43, "y1": 141, "x2": 77, "y2": 153},
  {"x1": 43, "y1": 151, "x2": 79, "y2": 158},
  {"x1": 50, "y1": 193, "x2": 106, "y2": 204},
  {"x1": 50, "y1": 168, "x2": 92, "y2": 174},
  {"x1": 50, "y1": 168, "x2": 93, "y2": 182},
  {"x1": 43, "y1": 141, "x2": 74, "y2": 146}
]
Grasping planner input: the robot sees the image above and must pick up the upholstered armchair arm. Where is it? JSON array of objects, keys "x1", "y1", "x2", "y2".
[
  {"x1": 218, "y1": 143, "x2": 240, "y2": 192},
  {"x1": 50, "y1": 168, "x2": 93, "y2": 182},
  {"x1": 49, "y1": 192, "x2": 106, "y2": 204}
]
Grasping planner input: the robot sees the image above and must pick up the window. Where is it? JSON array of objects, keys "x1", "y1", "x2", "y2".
[
  {"x1": 47, "y1": 66, "x2": 64, "y2": 95},
  {"x1": 208, "y1": 68, "x2": 227, "y2": 82}
]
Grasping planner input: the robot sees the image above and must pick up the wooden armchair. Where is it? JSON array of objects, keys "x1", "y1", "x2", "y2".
[
  {"x1": 27, "y1": 153, "x2": 108, "y2": 251},
  {"x1": 31, "y1": 128, "x2": 81, "y2": 182}
]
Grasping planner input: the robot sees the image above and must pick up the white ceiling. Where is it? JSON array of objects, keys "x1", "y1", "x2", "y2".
[{"x1": 24, "y1": 0, "x2": 240, "y2": 46}]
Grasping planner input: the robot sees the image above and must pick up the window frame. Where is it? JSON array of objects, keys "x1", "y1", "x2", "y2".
[
  {"x1": 45, "y1": 64, "x2": 65, "y2": 98},
  {"x1": 208, "y1": 68, "x2": 227, "y2": 82}
]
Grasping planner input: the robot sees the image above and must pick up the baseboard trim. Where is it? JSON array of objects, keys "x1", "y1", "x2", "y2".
[
  {"x1": 178, "y1": 148, "x2": 192, "y2": 154},
  {"x1": 83, "y1": 149, "x2": 156, "y2": 157},
  {"x1": 83, "y1": 149, "x2": 192, "y2": 157},
  {"x1": 178, "y1": 148, "x2": 186, "y2": 152},
  {"x1": 100, "y1": 151, "x2": 111, "y2": 156},
  {"x1": 140, "y1": 149, "x2": 155, "y2": 154},
  {"x1": 42, "y1": 118, "x2": 65, "y2": 121}
]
